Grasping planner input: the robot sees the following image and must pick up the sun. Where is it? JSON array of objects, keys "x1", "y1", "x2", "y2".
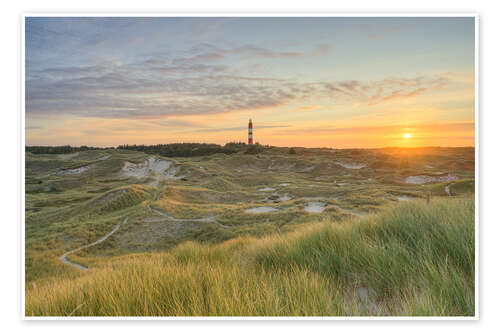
[{"x1": 403, "y1": 133, "x2": 412, "y2": 139}]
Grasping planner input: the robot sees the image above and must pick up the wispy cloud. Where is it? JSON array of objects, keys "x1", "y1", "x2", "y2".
[
  {"x1": 171, "y1": 43, "x2": 302, "y2": 66},
  {"x1": 26, "y1": 47, "x2": 452, "y2": 119}
]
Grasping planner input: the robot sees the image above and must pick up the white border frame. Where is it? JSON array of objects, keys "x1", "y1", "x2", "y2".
[{"x1": 20, "y1": 12, "x2": 479, "y2": 321}]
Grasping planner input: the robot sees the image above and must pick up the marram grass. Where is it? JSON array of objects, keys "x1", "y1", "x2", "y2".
[{"x1": 25, "y1": 196, "x2": 474, "y2": 317}]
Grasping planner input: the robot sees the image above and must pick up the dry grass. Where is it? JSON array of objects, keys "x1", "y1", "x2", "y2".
[{"x1": 26, "y1": 195, "x2": 474, "y2": 317}]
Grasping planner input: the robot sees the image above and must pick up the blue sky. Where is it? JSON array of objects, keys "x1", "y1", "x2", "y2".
[{"x1": 25, "y1": 17, "x2": 475, "y2": 147}]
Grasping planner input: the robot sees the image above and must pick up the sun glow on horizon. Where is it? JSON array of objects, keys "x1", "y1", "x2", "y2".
[{"x1": 403, "y1": 133, "x2": 412, "y2": 139}]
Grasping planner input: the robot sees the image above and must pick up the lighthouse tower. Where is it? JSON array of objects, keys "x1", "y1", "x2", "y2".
[{"x1": 248, "y1": 119, "x2": 253, "y2": 145}]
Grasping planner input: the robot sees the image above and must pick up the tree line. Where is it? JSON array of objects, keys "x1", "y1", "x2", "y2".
[
  {"x1": 117, "y1": 142, "x2": 252, "y2": 157},
  {"x1": 26, "y1": 145, "x2": 109, "y2": 154},
  {"x1": 26, "y1": 142, "x2": 270, "y2": 157}
]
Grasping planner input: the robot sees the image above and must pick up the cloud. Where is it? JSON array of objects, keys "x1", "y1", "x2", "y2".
[
  {"x1": 172, "y1": 43, "x2": 302, "y2": 65},
  {"x1": 26, "y1": 62, "x2": 298, "y2": 118},
  {"x1": 26, "y1": 39, "x2": 453, "y2": 119},
  {"x1": 26, "y1": 68, "x2": 450, "y2": 119},
  {"x1": 367, "y1": 87, "x2": 428, "y2": 105}
]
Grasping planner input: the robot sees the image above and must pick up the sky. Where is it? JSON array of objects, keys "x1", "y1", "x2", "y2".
[{"x1": 25, "y1": 16, "x2": 475, "y2": 148}]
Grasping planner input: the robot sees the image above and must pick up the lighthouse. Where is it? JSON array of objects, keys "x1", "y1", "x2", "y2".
[{"x1": 248, "y1": 119, "x2": 253, "y2": 145}]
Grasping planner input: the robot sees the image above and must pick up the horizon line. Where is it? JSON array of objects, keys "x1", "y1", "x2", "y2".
[{"x1": 24, "y1": 143, "x2": 475, "y2": 150}]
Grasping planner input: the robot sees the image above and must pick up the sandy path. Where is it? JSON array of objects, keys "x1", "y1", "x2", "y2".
[
  {"x1": 245, "y1": 206, "x2": 279, "y2": 213},
  {"x1": 60, "y1": 216, "x2": 129, "y2": 271},
  {"x1": 304, "y1": 202, "x2": 326, "y2": 213},
  {"x1": 445, "y1": 185, "x2": 451, "y2": 196},
  {"x1": 58, "y1": 166, "x2": 89, "y2": 175},
  {"x1": 405, "y1": 174, "x2": 459, "y2": 185}
]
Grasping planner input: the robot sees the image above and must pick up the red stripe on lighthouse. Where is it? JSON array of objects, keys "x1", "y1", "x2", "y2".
[{"x1": 248, "y1": 119, "x2": 253, "y2": 144}]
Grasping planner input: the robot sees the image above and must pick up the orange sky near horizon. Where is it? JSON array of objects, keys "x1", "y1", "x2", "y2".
[
  {"x1": 26, "y1": 116, "x2": 475, "y2": 149},
  {"x1": 26, "y1": 77, "x2": 475, "y2": 148}
]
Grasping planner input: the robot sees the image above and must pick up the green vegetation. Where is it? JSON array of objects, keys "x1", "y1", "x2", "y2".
[
  {"x1": 24, "y1": 146, "x2": 475, "y2": 316},
  {"x1": 118, "y1": 142, "x2": 251, "y2": 157},
  {"x1": 244, "y1": 142, "x2": 266, "y2": 154},
  {"x1": 25, "y1": 196, "x2": 474, "y2": 316},
  {"x1": 26, "y1": 145, "x2": 110, "y2": 154}
]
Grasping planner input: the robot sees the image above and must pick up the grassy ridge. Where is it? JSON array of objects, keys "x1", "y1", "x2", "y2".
[{"x1": 25, "y1": 195, "x2": 474, "y2": 317}]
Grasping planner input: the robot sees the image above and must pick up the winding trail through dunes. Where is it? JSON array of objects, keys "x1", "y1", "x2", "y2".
[
  {"x1": 60, "y1": 217, "x2": 129, "y2": 270},
  {"x1": 58, "y1": 166, "x2": 89, "y2": 175},
  {"x1": 405, "y1": 174, "x2": 459, "y2": 185},
  {"x1": 244, "y1": 206, "x2": 279, "y2": 213},
  {"x1": 445, "y1": 185, "x2": 451, "y2": 196},
  {"x1": 304, "y1": 202, "x2": 326, "y2": 213}
]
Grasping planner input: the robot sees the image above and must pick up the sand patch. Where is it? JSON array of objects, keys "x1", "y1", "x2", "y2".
[
  {"x1": 58, "y1": 166, "x2": 88, "y2": 175},
  {"x1": 278, "y1": 193, "x2": 292, "y2": 202},
  {"x1": 445, "y1": 185, "x2": 451, "y2": 196},
  {"x1": 245, "y1": 207, "x2": 279, "y2": 213},
  {"x1": 258, "y1": 187, "x2": 276, "y2": 192},
  {"x1": 122, "y1": 157, "x2": 171, "y2": 179},
  {"x1": 122, "y1": 157, "x2": 181, "y2": 186},
  {"x1": 405, "y1": 174, "x2": 458, "y2": 185},
  {"x1": 304, "y1": 202, "x2": 326, "y2": 213},
  {"x1": 264, "y1": 193, "x2": 292, "y2": 203},
  {"x1": 396, "y1": 195, "x2": 413, "y2": 202}
]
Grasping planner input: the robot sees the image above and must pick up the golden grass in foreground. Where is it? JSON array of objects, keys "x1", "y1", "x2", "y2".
[{"x1": 26, "y1": 196, "x2": 474, "y2": 316}]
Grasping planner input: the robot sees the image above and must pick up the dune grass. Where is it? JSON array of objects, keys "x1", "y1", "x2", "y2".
[{"x1": 25, "y1": 195, "x2": 474, "y2": 317}]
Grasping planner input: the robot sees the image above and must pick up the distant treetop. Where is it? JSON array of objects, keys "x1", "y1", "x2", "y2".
[{"x1": 26, "y1": 145, "x2": 107, "y2": 154}]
